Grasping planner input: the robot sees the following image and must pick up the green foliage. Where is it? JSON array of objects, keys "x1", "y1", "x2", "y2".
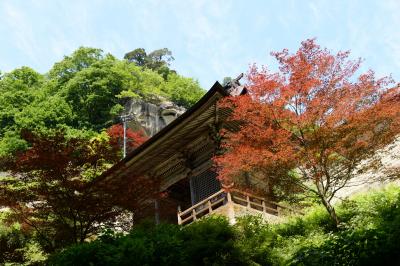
[
  {"x1": 0, "y1": 67, "x2": 42, "y2": 136},
  {"x1": 0, "y1": 131, "x2": 28, "y2": 158},
  {"x1": 48, "y1": 47, "x2": 104, "y2": 85},
  {"x1": 14, "y1": 96, "x2": 74, "y2": 133},
  {"x1": 287, "y1": 185, "x2": 400, "y2": 266},
  {"x1": 59, "y1": 56, "x2": 128, "y2": 129},
  {"x1": 221, "y1": 76, "x2": 232, "y2": 86},
  {"x1": 180, "y1": 216, "x2": 240, "y2": 265},
  {"x1": 50, "y1": 217, "x2": 243, "y2": 266},
  {"x1": 51, "y1": 185, "x2": 400, "y2": 266},
  {"x1": 164, "y1": 73, "x2": 205, "y2": 108},
  {"x1": 234, "y1": 215, "x2": 276, "y2": 265},
  {"x1": 0, "y1": 211, "x2": 47, "y2": 265},
  {"x1": 0, "y1": 46, "x2": 204, "y2": 262},
  {"x1": 0, "y1": 46, "x2": 204, "y2": 159},
  {"x1": 0, "y1": 219, "x2": 26, "y2": 264},
  {"x1": 21, "y1": 241, "x2": 48, "y2": 265},
  {"x1": 124, "y1": 48, "x2": 147, "y2": 66},
  {"x1": 124, "y1": 48, "x2": 176, "y2": 80}
]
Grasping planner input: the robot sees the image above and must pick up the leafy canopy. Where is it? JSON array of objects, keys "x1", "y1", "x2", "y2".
[
  {"x1": 0, "y1": 128, "x2": 148, "y2": 252},
  {"x1": 0, "y1": 46, "x2": 204, "y2": 158},
  {"x1": 214, "y1": 39, "x2": 400, "y2": 227}
]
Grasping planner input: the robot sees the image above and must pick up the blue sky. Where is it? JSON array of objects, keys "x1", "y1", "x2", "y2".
[{"x1": 0, "y1": 0, "x2": 399, "y2": 88}]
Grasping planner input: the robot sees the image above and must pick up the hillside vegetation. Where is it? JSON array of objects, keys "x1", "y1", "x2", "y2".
[
  {"x1": 0, "y1": 47, "x2": 204, "y2": 160},
  {"x1": 48, "y1": 184, "x2": 400, "y2": 266},
  {"x1": 0, "y1": 47, "x2": 205, "y2": 264}
]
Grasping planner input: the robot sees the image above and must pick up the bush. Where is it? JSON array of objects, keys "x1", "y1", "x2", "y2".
[
  {"x1": 49, "y1": 223, "x2": 182, "y2": 266},
  {"x1": 0, "y1": 211, "x2": 47, "y2": 265},
  {"x1": 50, "y1": 217, "x2": 243, "y2": 266},
  {"x1": 288, "y1": 185, "x2": 400, "y2": 266},
  {"x1": 181, "y1": 216, "x2": 242, "y2": 265},
  {"x1": 50, "y1": 185, "x2": 400, "y2": 266},
  {"x1": 232, "y1": 216, "x2": 276, "y2": 265},
  {"x1": 0, "y1": 221, "x2": 26, "y2": 264}
]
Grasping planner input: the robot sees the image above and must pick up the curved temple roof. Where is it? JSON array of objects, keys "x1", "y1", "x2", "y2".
[{"x1": 96, "y1": 81, "x2": 246, "y2": 189}]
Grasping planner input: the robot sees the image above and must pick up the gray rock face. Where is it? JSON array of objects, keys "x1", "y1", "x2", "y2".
[{"x1": 124, "y1": 98, "x2": 186, "y2": 137}]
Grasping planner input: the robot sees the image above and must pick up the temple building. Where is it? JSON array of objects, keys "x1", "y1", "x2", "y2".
[{"x1": 98, "y1": 76, "x2": 293, "y2": 225}]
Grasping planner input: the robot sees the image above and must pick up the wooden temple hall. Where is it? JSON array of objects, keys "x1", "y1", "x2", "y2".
[{"x1": 99, "y1": 76, "x2": 292, "y2": 225}]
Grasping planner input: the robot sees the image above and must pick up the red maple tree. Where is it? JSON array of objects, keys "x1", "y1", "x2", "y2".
[
  {"x1": 106, "y1": 124, "x2": 148, "y2": 155},
  {"x1": 214, "y1": 39, "x2": 400, "y2": 226},
  {"x1": 0, "y1": 131, "x2": 131, "y2": 251}
]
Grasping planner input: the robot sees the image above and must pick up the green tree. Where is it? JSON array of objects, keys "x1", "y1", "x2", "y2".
[
  {"x1": 59, "y1": 56, "x2": 127, "y2": 130},
  {"x1": 163, "y1": 74, "x2": 204, "y2": 108},
  {"x1": 14, "y1": 96, "x2": 74, "y2": 133},
  {"x1": 146, "y1": 48, "x2": 174, "y2": 70},
  {"x1": 48, "y1": 47, "x2": 104, "y2": 85},
  {"x1": 123, "y1": 48, "x2": 147, "y2": 67},
  {"x1": 124, "y1": 48, "x2": 176, "y2": 79},
  {"x1": 0, "y1": 67, "x2": 42, "y2": 136},
  {"x1": 0, "y1": 46, "x2": 204, "y2": 160}
]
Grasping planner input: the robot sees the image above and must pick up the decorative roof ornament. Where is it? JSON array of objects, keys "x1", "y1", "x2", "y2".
[{"x1": 224, "y1": 73, "x2": 246, "y2": 96}]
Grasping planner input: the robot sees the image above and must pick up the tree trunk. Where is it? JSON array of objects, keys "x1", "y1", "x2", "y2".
[
  {"x1": 320, "y1": 195, "x2": 340, "y2": 228},
  {"x1": 314, "y1": 179, "x2": 340, "y2": 228}
]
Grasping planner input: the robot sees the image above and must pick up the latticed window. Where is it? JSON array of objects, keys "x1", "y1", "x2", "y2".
[{"x1": 190, "y1": 170, "x2": 221, "y2": 204}]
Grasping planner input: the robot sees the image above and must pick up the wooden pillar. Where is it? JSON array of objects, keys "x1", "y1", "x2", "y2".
[
  {"x1": 154, "y1": 199, "x2": 160, "y2": 225},
  {"x1": 222, "y1": 182, "x2": 235, "y2": 224},
  {"x1": 177, "y1": 205, "x2": 182, "y2": 225},
  {"x1": 189, "y1": 175, "x2": 196, "y2": 206},
  {"x1": 226, "y1": 191, "x2": 236, "y2": 224}
]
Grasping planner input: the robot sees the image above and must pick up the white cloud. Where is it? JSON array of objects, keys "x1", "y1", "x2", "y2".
[
  {"x1": 382, "y1": 0, "x2": 400, "y2": 69},
  {"x1": 1, "y1": 2, "x2": 42, "y2": 67},
  {"x1": 0, "y1": 0, "x2": 398, "y2": 86},
  {"x1": 167, "y1": 0, "x2": 246, "y2": 86}
]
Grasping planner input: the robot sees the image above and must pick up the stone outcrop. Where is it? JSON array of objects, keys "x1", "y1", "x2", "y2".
[
  {"x1": 123, "y1": 98, "x2": 186, "y2": 137},
  {"x1": 333, "y1": 137, "x2": 400, "y2": 202}
]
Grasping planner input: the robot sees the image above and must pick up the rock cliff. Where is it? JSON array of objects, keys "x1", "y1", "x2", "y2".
[{"x1": 123, "y1": 98, "x2": 186, "y2": 137}]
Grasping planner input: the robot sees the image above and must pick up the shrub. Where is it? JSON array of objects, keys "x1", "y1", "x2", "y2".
[
  {"x1": 181, "y1": 216, "x2": 242, "y2": 265},
  {"x1": 0, "y1": 211, "x2": 47, "y2": 265},
  {"x1": 0, "y1": 221, "x2": 26, "y2": 264},
  {"x1": 289, "y1": 185, "x2": 400, "y2": 266},
  {"x1": 233, "y1": 215, "x2": 277, "y2": 265},
  {"x1": 50, "y1": 217, "x2": 242, "y2": 266},
  {"x1": 50, "y1": 185, "x2": 400, "y2": 266}
]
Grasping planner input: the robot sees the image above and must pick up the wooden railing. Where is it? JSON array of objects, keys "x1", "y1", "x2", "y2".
[
  {"x1": 177, "y1": 189, "x2": 300, "y2": 225},
  {"x1": 230, "y1": 189, "x2": 279, "y2": 215},
  {"x1": 177, "y1": 189, "x2": 226, "y2": 225},
  {"x1": 229, "y1": 189, "x2": 301, "y2": 216}
]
